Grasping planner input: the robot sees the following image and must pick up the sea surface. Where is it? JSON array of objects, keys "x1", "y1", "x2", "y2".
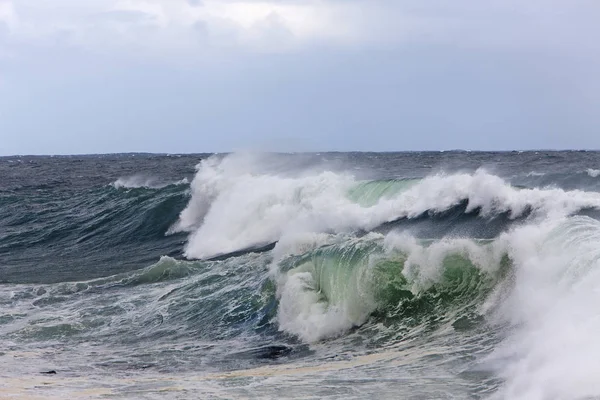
[{"x1": 2, "y1": 151, "x2": 600, "y2": 399}]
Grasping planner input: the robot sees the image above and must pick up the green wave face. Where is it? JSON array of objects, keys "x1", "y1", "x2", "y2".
[
  {"x1": 276, "y1": 235, "x2": 510, "y2": 343},
  {"x1": 346, "y1": 179, "x2": 419, "y2": 206}
]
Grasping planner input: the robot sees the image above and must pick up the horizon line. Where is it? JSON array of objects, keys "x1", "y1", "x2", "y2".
[{"x1": 1, "y1": 148, "x2": 600, "y2": 157}]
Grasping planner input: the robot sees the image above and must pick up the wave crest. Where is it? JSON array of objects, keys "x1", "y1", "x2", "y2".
[{"x1": 174, "y1": 153, "x2": 600, "y2": 260}]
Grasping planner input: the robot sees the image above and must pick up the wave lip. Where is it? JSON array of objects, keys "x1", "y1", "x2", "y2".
[{"x1": 173, "y1": 154, "x2": 600, "y2": 260}]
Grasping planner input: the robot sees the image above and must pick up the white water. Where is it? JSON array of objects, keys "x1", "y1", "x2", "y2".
[
  {"x1": 274, "y1": 233, "x2": 382, "y2": 343},
  {"x1": 273, "y1": 230, "x2": 506, "y2": 343},
  {"x1": 174, "y1": 153, "x2": 600, "y2": 259},
  {"x1": 273, "y1": 216, "x2": 600, "y2": 399},
  {"x1": 487, "y1": 216, "x2": 600, "y2": 400},
  {"x1": 587, "y1": 168, "x2": 600, "y2": 178},
  {"x1": 170, "y1": 153, "x2": 600, "y2": 398}
]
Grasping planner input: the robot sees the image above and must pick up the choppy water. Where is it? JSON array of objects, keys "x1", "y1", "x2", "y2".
[{"x1": 2, "y1": 151, "x2": 600, "y2": 399}]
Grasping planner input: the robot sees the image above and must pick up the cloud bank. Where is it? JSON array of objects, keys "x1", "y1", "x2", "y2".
[
  {"x1": 1, "y1": 1, "x2": 600, "y2": 154},
  {"x1": 2, "y1": 0, "x2": 598, "y2": 54}
]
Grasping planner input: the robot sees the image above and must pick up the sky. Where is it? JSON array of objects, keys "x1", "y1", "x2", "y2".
[{"x1": 1, "y1": 0, "x2": 600, "y2": 155}]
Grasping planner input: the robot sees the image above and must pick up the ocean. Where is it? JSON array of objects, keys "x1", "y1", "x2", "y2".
[{"x1": 2, "y1": 151, "x2": 600, "y2": 399}]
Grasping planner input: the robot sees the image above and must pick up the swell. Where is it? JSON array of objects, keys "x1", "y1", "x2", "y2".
[
  {"x1": 0, "y1": 183, "x2": 190, "y2": 284},
  {"x1": 0, "y1": 253, "x2": 285, "y2": 371},
  {"x1": 514, "y1": 169, "x2": 600, "y2": 191}
]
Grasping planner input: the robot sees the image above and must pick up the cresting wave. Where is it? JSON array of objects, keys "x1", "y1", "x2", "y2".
[
  {"x1": 5, "y1": 153, "x2": 600, "y2": 398},
  {"x1": 7, "y1": 216, "x2": 600, "y2": 397},
  {"x1": 163, "y1": 153, "x2": 600, "y2": 397},
  {"x1": 268, "y1": 216, "x2": 600, "y2": 398},
  {"x1": 172, "y1": 153, "x2": 600, "y2": 259},
  {"x1": 273, "y1": 231, "x2": 503, "y2": 343}
]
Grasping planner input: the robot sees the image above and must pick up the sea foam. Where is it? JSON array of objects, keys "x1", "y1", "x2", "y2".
[{"x1": 174, "y1": 153, "x2": 600, "y2": 259}]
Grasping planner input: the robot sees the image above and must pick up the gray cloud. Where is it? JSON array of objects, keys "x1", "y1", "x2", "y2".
[
  {"x1": 1, "y1": 0, "x2": 600, "y2": 154},
  {"x1": 92, "y1": 10, "x2": 156, "y2": 23},
  {"x1": 2, "y1": 0, "x2": 599, "y2": 57}
]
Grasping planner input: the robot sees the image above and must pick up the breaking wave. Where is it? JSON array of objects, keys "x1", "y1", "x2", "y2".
[
  {"x1": 173, "y1": 153, "x2": 600, "y2": 259},
  {"x1": 7, "y1": 152, "x2": 600, "y2": 398},
  {"x1": 587, "y1": 168, "x2": 600, "y2": 178}
]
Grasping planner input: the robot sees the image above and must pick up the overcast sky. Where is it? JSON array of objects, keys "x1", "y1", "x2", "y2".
[{"x1": 1, "y1": 0, "x2": 600, "y2": 155}]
